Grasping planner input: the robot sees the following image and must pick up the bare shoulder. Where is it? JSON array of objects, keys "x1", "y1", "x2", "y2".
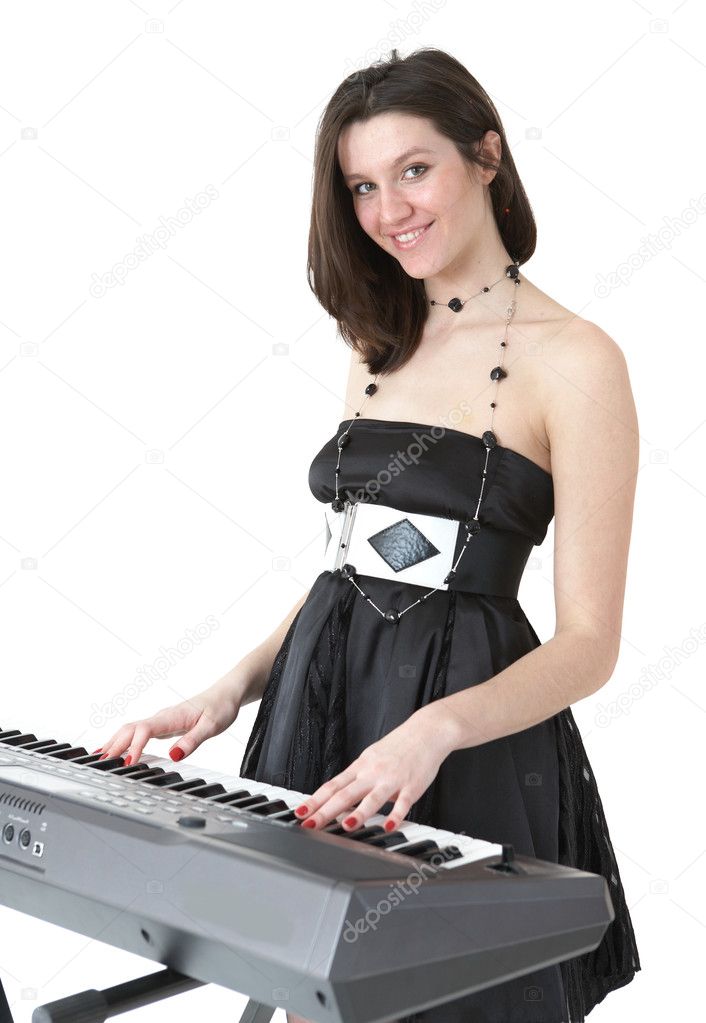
[
  {"x1": 537, "y1": 315, "x2": 636, "y2": 432},
  {"x1": 536, "y1": 315, "x2": 639, "y2": 486}
]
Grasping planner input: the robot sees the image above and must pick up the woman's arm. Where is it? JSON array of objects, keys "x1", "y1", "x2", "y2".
[{"x1": 422, "y1": 320, "x2": 640, "y2": 753}]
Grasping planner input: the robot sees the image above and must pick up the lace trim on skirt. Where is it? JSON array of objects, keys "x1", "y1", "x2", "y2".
[{"x1": 554, "y1": 707, "x2": 641, "y2": 1021}]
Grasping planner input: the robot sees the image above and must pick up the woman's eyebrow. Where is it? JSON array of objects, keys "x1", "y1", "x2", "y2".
[{"x1": 343, "y1": 147, "x2": 436, "y2": 182}]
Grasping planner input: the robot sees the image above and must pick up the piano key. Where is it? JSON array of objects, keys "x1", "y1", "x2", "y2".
[
  {"x1": 141, "y1": 772, "x2": 185, "y2": 787},
  {"x1": 28, "y1": 742, "x2": 73, "y2": 756},
  {"x1": 88, "y1": 757, "x2": 126, "y2": 771},
  {"x1": 211, "y1": 789, "x2": 252, "y2": 803},
  {"x1": 0, "y1": 733, "x2": 37, "y2": 746},
  {"x1": 2, "y1": 727, "x2": 502, "y2": 869},
  {"x1": 246, "y1": 799, "x2": 289, "y2": 816},
  {"x1": 181, "y1": 782, "x2": 227, "y2": 798},
  {"x1": 17, "y1": 738, "x2": 58, "y2": 750},
  {"x1": 159, "y1": 777, "x2": 209, "y2": 792},
  {"x1": 113, "y1": 766, "x2": 167, "y2": 780},
  {"x1": 391, "y1": 839, "x2": 439, "y2": 858},
  {"x1": 47, "y1": 746, "x2": 89, "y2": 760}
]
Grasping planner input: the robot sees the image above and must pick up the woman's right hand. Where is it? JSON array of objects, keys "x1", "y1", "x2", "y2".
[{"x1": 94, "y1": 687, "x2": 242, "y2": 767}]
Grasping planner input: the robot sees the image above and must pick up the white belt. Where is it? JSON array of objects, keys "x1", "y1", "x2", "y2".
[{"x1": 323, "y1": 500, "x2": 461, "y2": 590}]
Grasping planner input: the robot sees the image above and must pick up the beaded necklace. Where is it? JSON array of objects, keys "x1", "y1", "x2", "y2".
[{"x1": 331, "y1": 260, "x2": 521, "y2": 624}]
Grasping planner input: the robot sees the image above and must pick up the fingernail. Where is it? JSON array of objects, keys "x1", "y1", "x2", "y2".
[
  {"x1": 92, "y1": 748, "x2": 102, "y2": 754},
  {"x1": 384, "y1": 819, "x2": 396, "y2": 832},
  {"x1": 302, "y1": 819, "x2": 316, "y2": 829},
  {"x1": 123, "y1": 755, "x2": 132, "y2": 766},
  {"x1": 170, "y1": 746, "x2": 185, "y2": 762},
  {"x1": 343, "y1": 816, "x2": 357, "y2": 828},
  {"x1": 295, "y1": 805, "x2": 309, "y2": 816}
]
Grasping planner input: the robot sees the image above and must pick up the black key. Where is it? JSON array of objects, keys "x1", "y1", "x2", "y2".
[
  {"x1": 32, "y1": 743, "x2": 72, "y2": 756},
  {"x1": 267, "y1": 808, "x2": 299, "y2": 822},
  {"x1": 88, "y1": 757, "x2": 125, "y2": 771},
  {"x1": 367, "y1": 831, "x2": 408, "y2": 849},
  {"x1": 142, "y1": 772, "x2": 184, "y2": 787},
  {"x1": 160, "y1": 777, "x2": 207, "y2": 792},
  {"x1": 18, "y1": 739, "x2": 58, "y2": 751},
  {"x1": 319, "y1": 820, "x2": 357, "y2": 834},
  {"x1": 1, "y1": 733, "x2": 37, "y2": 746},
  {"x1": 416, "y1": 844, "x2": 464, "y2": 865},
  {"x1": 181, "y1": 783, "x2": 226, "y2": 798},
  {"x1": 112, "y1": 766, "x2": 166, "y2": 780},
  {"x1": 0, "y1": 731, "x2": 22, "y2": 741},
  {"x1": 391, "y1": 839, "x2": 439, "y2": 858},
  {"x1": 72, "y1": 753, "x2": 104, "y2": 764},
  {"x1": 344, "y1": 825, "x2": 385, "y2": 842},
  {"x1": 47, "y1": 746, "x2": 88, "y2": 760},
  {"x1": 211, "y1": 789, "x2": 251, "y2": 803},
  {"x1": 246, "y1": 799, "x2": 289, "y2": 816},
  {"x1": 223, "y1": 793, "x2": 269, "y2": 808}
]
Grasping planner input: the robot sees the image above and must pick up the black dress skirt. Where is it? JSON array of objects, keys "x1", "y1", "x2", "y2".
[{"x1": 240, "y1": 418, "x2": 641, "y2": 1023}]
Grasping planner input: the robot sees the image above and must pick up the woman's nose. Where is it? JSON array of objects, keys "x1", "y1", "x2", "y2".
[{"x1": 378, "y1": 191, "x2": 414, "y2": 230}]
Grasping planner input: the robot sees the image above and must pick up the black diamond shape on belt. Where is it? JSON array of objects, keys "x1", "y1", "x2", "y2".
[{"x1": 366, "y1": 518, "x2": 441, "y2": 572}]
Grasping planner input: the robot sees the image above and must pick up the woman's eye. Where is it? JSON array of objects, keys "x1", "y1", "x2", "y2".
[{"x1": 353, "y1": 164, "x2": 427, "y2": 196}]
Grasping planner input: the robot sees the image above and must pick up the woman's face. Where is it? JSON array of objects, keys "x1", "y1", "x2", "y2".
[{"x1": 336, "y1": 112, "x2": 496, "y2": 281}]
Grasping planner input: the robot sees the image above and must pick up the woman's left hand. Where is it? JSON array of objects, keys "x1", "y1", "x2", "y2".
[{"x1": 293, "y1": 705, "x2": 456, "y2": 833}]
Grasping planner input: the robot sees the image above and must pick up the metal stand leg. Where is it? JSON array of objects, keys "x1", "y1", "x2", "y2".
[
  {"x1": 0, "y1": 975, "x2": 14, "y2": 1023},
  {"x1": 235, "y1": 1000, "x2": 276, "y2": 1023},
  {"x1": 3, "y1": 965, "x2": 278, "y2": 1023},
  {"x1": 31, "y1": 967, "x2": 205, "y2": 1022}
]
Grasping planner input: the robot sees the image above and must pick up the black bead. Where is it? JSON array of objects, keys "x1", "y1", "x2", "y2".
[
  {"x1": 506, "y1": 264, "x2": 519, "y2": 279},
  {"x1": 467, "y1": 518, "x2": 481, "y2": 536},
  {"x1": 448, "y1": 297, "x2": 463, "y2": 312},
  {"x1": 331, "y1": 498, "x2": 346, "y2": 512},
  {"x1": 337, "y1": 433, "x2": 350, "y2": 448},
  {"x1": 482, "y1": 286, "x2": 489, "y2": 292},
  {"x1": 490, "y1": 366, "x2": 508, "y2": 382},
  {"x1": 341, "y1": 563, "x2": 356, "y2": 579},
  {"x1": 500, "y1": 340, "x2": 506, "y2": 347},
  {"x1": 443, "y1": 570, "x2": 456, "y2": 584},
  {"x1": 365, "y1": 383, "x2": 378, "y2": 396},
  {"x1": 482, "y1": 429, "x2": 497, "y2": 449},
  {"x1": 384, "y1": 608, "x2": 400, "y2": 623}
]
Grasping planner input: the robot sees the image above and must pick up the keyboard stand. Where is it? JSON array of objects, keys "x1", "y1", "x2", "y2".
[{"x1": 0, "y1": 967, "x2": 278, "y2": 1023}]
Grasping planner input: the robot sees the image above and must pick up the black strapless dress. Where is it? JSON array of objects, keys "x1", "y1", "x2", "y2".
[{"x1": 240, "y1": 418, "x2": 641, "y2": 1023}]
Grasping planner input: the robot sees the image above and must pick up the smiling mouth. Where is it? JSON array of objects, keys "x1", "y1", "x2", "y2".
[{"x1": 390, "y1": 221, "x2": 434, "y2": 250}]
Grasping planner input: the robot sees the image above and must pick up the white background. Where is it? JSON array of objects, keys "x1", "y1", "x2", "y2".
[{"x1": 0, "y1": 0, "x2": 703, "y2": 1019}]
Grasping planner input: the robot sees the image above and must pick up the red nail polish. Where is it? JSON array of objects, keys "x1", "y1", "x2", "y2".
[
  {"x1": 123, "y1": 755, "x2": 131, "y2": 766},
  {"x1": 343, "y1": 816, "x2": 357, "y2": 828},
  {"x1": 92, "y1": 748, "x2": 102, "y2": 754},
  {"x1": 384, "y1": 819, "x2": 396, "y2": 832},
  {"x1": 302, "y1": 819, "x2": 316, "y2": 828},
  {"x1": 170, "y1": 747, "x2": 185, "y2": 762},
  {"x1": 295, "y1": 805, "x2": 309, "y2": 816}
]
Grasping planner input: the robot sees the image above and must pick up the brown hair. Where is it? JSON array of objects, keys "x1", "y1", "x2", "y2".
[{"x1": 306, "y1": 46, "x2": 537, "y2": 376}]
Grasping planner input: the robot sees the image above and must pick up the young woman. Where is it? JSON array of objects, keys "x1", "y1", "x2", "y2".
[{"x1": 97, "y1": 47, "x2": 641, "y2": 1023}]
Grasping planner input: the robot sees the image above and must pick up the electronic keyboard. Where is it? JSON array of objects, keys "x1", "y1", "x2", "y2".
[{"x1": 0, "y1": 726, "x2": 614, "y2": 1023}]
